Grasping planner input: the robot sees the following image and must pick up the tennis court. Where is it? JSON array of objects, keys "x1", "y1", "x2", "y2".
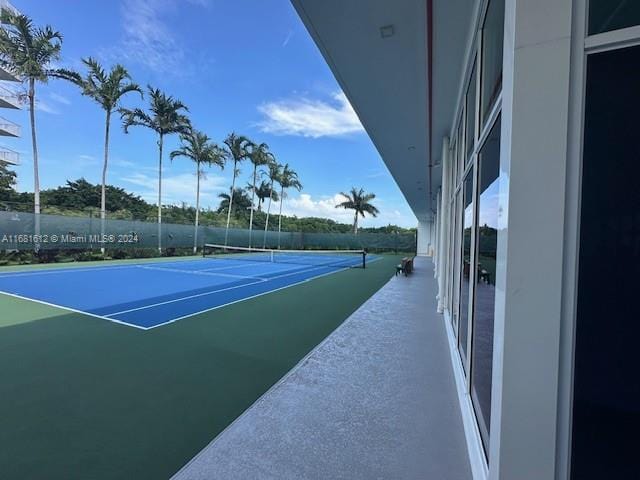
[{"x1": 0, "y1": 245, "x2": 372, "y2": 329}]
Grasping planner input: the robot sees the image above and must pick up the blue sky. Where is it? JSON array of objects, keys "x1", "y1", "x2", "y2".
[{"x1": 4, "y1": 0, "x2": 416, "y2": 228}]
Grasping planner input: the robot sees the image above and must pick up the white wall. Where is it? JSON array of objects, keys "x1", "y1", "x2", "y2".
[{"x1": 417, "y1": 220, "x2": 433, "y2": 256}]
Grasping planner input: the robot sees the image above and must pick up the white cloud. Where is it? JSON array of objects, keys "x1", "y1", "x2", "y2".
[
  {"x1": 110, "y1": 0, "x2": 209, "y2": 75},
  {"x1": 119, "y1": 170, "x2": 227, "y2": 206},
  {"x1": 49, "y1": 92, "x2": 71, "y2": 105},
  {"x1": 272, "y1": 193, "x2": 415, "y2": 228},
  {"x1": 35, "y1": 92, "x2": 72, "y2": 115},
  {"x1": 282, "y1": 30, "x2": 294, "y2": 47},
  {"x1": 257, "y1": 91, "x2": 365, "y2": 138},
  {"x1": 35, "y1": 100, "x2": 60, "y2": 115}
]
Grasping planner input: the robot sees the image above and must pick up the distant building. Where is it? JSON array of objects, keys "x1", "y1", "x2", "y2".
[{"x1": 0, "y1": 0, "x2": 20, "y2": 165}]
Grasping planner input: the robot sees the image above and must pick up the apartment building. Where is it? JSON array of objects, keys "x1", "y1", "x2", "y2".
[{"x1": 0, "y1": 0, "x2": 20, "y2": 165}]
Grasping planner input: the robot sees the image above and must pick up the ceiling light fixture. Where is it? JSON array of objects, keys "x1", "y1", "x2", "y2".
[{"x1": 380, "y1": 25, "x2": 394, "y2": 38}]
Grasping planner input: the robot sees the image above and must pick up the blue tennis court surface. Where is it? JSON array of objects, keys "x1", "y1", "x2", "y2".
[{"x1": 0, "y1": 253, "x2": 375, "y2": 329}]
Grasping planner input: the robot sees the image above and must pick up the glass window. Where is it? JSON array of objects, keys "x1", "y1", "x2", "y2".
[
  {"x1": 450, "y1": 192, "x2": 461, "y2": 332},
  {"x1": 458, "y1": 173, "x2": 474, "y2": 367},
  {"x1": 572, "y1": 45, "x2": 640, "y2": 479},
  {"x1": 466, "y1": 62, "x2": 477, "y2": 159},
  {"x1": 457, "y1": 120, "x2": 464, "y2": 181},
  {"x1": 470, "y1": 117, "x2": 500, "y2": 453},
  {"x1": 589, "y1": 1, "x2": 640, "y2": 35},
  {"x1": 480, "y1": 0, "x2": 505, "y2": 125}
]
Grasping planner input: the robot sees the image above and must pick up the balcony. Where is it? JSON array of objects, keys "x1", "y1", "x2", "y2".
[
  {"x1": 0, "y1": 85, "x2": 20, "y2": 109},
  {"x1": 172, "y1": 257, "x2": 472, "y2": 480},
  {"x1": 0, "y1": 115, "x2": 19, "y2": 137},
  {"x1": 0, "y1": 146, "x2": 18, "y2": 164}
]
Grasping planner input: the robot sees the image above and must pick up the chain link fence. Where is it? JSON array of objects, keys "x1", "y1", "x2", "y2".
[{"x1": 0, "y1": 211, "x2": 417, "y2": 253}]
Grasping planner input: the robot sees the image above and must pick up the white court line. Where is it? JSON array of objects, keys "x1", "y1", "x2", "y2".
[
  {"x1": 0, "y1": 256, "x2": 383, "y2": 330},
  {"x1": 103, "y1": 264, "x2": 336, "y2": 318},
  {"x1": 0, "y1": 258, "x2": 208, "y2": 278},
  {"x1": 0, "y1": 264, "x2": 138, "y2": 278},
  {"x1": 145, "y1": 257, "x2": 382, "y2": 330},
  {"x1": 198, "y1": 262, "x2": 274, "y2": 272},
  {"x1": 143, "y1": 265, "x2": 354, "y2": 330},
  {"x1": 135, "y1": 265, "x2": 267, "y2": 281},
  {"x1": 0, "y1": 290, "x2": 147, "y2": 330}
]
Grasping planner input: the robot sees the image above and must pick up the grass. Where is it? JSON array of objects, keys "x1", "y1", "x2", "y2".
[{"x1": 0, "y1": 254, "x2": 402, "y2": 479}]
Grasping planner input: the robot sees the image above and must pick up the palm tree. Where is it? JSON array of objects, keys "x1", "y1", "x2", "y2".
[
  {"x1": 217, "y1": 188, "x2": 252, "y2": 215},
  {"x1": 246, "y1": 142, "x2": 273, "y2": 247},
  {"x1": 69, "y1": 58, "x2": 142, "y2": 253},
  {"x1": 262, "y1": 160, "x2": 282, "y2": 248},
  {"x1": 0, "y1": 12, "x2": 72, "y2": 250},
  {"x1": 335, "y1": 187, "x2": 380, "y2": 234},
  {"x1": 171, "y1": 128, "x2": 227, "y2": 253},
  {"x1": 222, "y1": 133, "x2": 251, "y2": 246},
  {"x1": 121, "y1": 86, "x2": 190, "y2": 254},
  {"x1": 249, "y1": 179, "x2": 276, "y2": 211},
  {"x1": 276, "y1": 164, "x2": 302, "y2": 249}
]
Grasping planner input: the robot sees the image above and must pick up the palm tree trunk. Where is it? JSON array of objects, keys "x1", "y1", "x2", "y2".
[
  {"x1": 277, "y1": 186, "x2": 284, "y2": 249},
  {"x1": 100, "y1": 110, "x2": 111, "y2": 255},
  {"x1": 157, "y1": 133, "x2": 163, "y2": 255},
  {"x1": 263, "y1": 183, "x2": 273, "y2": 248},
  {"x1": 28, "y1": 79, "x2": 40, "y2": 253},
  {"x1": 248, "y1": 165, "x2": 257, "y2": 248},
  {"x1": 194, "y1": 164, "x2": 200, "y2": 254},
  {"x1": 353, "y1": 211, "x2": 358, "y2": 235},
  {"x1": 224, "y1": 161, "x2": 237, "y2": 247}
]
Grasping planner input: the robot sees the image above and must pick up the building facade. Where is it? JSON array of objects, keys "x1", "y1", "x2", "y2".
[
  {"x1": 0, "y1": 0, "x2": 20, "y2": 165},
  {"x1": 292, "y1": 0, "x2": 639, "y2": 478}
]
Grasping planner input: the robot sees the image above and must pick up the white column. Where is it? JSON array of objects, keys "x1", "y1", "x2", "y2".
[
  {"x1": 416, "y1": 220, "x2": 432, "y2": 256},
  {"x1": 489, "y1": 0, "x2": 573, "y2": 478},
  {"x1": 436, "y1": 137, "x2": 450, "y2": 313}
]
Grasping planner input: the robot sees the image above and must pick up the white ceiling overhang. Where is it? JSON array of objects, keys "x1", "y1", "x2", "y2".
[{"x1": 291, "y1": 0, "x2": 474, "y2": 223}]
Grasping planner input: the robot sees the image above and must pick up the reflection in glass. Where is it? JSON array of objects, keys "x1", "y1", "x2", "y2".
[
  {"x1": 588, "y1": 0, "x2": 640, "y2": 35},
  {"x1": 458, "y1": 173, "x2": 474, "y2": 366},
  {"x1": 471, "y1": 117, "x2": 500, "y2": 453},
  {"x1": 457, "y1": 120, "x2": 464, "y2": 181},
  {"x1": 466, "y1": 62, "x2": 477, "y2": 160},
  {"x1": 451, "y1": 192, "x2": 461, "y2": 333},
  {"x1": 481, "y1": 0, "x2": 505, "y2": 124}
]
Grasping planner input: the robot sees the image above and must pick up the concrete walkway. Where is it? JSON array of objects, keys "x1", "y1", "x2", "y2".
[{"x1": 172, "y1": 257, "x2": 471, "y2": 480}]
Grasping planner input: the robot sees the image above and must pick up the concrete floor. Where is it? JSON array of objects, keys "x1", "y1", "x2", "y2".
[{"x1": 172, "y1": 257, "x2": 472, "y2": 480}]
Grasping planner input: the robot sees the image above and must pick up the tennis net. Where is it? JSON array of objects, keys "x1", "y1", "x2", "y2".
[{"x1": 203, "y1": 244, "x2": 367, "y2": 268}]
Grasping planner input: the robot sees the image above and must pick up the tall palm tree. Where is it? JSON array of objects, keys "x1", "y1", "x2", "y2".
[
  {"x1": 217, "y1": 188, "x2": 252, "y2": 215},
  {"x1": 0, "y1": 12, "x2": 72, "y2": 250},
  {"x1": 246, "y1": 142, "x2": 273, "y2": 247},
  {"x1": 222, "y1": 133, "x2": 251, "y2": 246},
  {"x1": 121, "y1": 86, "x2": 190, "y2": 254},
  {"x1": 69, "y1": 57, "x2": 142, "y2": 253},
  {"x1": 262, "y1": 160, "x2": 282, "y2": 248},
  {"x1": 171, "y1": 128, "x2": 227, "y2": 253},
  {"x1": 335, "y1": 187, "x2": 380, "y2": 234},
  {"x1": 276, "y1": 164, "x2": 302, "y2": 249}
]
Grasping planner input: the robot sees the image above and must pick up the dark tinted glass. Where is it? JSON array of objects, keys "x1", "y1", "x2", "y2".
[
  {"x1": 471, "y1": 117, "x2": 500, "y2": 453},
  {"x1": 572, "y1": 45, "x2": 640, "y2": 479},
  {"x1": 481, "y1": 0, "x2": 505, "y2": 124},
  {"x1": 589, "y1": 0, "x2": 640, "y2": 35},
  {"x1": 466, "y1": 62, "x2": 477, "y2": 159}
]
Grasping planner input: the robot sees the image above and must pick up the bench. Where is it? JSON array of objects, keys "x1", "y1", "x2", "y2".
[{"x1": 395, "y1": 257, "x2": 415, "y2": 276}]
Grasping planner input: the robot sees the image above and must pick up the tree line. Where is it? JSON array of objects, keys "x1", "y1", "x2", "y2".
[
  {"x1": 0, "y1": 10, "x2": 386, "y2": 255},
  {"x1": 0, "y1": 173, "x2": 415, "y2": 236}
]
